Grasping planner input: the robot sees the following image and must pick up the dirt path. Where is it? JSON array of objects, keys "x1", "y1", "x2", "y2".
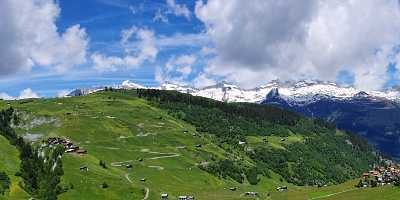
[
  {"x1": 125, "y1": 173, "x2": 133, "y2": 183},
  {"x1": 308, "y1": 188, "x2": 358, "y2": 200},
  {"x1": 142, "y1": 187, "x2": 149, "y2": 200},
  {"x1": 148, "y1": 154, "x2": 180, "y2": 160},
  {"x1": 111, "y1": 160, "x2": 133, "y2": 167},
  {"x1": 148, "y1": 165, "x2": 164, "y2": 170}
]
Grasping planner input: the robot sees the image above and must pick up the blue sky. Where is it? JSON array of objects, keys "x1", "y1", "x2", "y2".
[
  {"x1": 1, "y1": 0, "x2": 400, "y2": 98},
  {"x1": 0, "y1": 0, "x2": 209, "y2": 98}
]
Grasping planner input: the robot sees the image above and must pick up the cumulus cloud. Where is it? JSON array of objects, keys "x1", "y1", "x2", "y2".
[
  {"x1": 166, "y1": 0, "x2": 191, "y2": 20},
  {"x1": 19, "y1": 88, "x2": 40, "y2": 99},
  {"x1": 156, "y1": 54, "x2": 197, "y2": 83},
  {"x1": 0, "y1": 88, "x2": 40, "y2": 100},
  {"x1": 91, "y1": 26, "x2": 158, "y2": 72},
  {"x1": 0, "y1": 93, "x2": 14, "y2": 100},
  {"x1": 195, "y1": 0, "x2": 400, "y2": 90},
  {"x1": 0, "y1": 0, "x2": 89, "y2": 75}
]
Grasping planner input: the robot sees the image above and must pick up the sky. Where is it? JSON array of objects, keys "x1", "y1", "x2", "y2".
[{"x1": 1, "y1": 0, "x2": 400, "y2": 99}]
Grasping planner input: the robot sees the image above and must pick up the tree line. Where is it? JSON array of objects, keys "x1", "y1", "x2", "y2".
[{"x1": 0, "y1": 107, "x2": 64, "y2": 199}]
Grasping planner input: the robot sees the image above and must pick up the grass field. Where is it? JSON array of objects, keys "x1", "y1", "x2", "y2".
[
  {"x1": 0, "y1": 136, "x2": 29, "y2": 199},
  {"x1": 0, "y1": 91, "x2": 399, "y2": 199}
]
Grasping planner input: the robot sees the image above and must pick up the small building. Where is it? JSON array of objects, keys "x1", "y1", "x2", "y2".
[
  {"x1": 140, "y1": 178, "x2": 146, "y2": 182},
  {"x1": 276, "y1": 186, "x2": 287, "y2": 192},
  {"x1": 161, "y1": 193, "x2": 168, "y2": 199},
  {"x1": 80, "y1": 166, "x2": 88, "y2": 172},
  {"x1": 195, "y1": 144, "x2": 202, "y2": 148},
  {"x1": 245, "y1": 192, "x2": 258, "y2": 196},
  {"x1": 238, "y1": 141, "x2": 246, "y2": 145},
  {"x1": 178, "y1": 196, "x2": 194, "y2": 200},
  {"x1": 229, "y1": 187, "x2": 237, "y2": 191}
]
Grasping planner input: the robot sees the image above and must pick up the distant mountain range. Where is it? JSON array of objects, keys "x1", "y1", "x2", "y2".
[
  {"x1": 68, "y1": 79, "x2": 400, "y2": 159},
  {"x1": 119, "y1": 80, "x2": 400, "y2": 103}
]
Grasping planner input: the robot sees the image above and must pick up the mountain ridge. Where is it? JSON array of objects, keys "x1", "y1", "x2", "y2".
[{"x1": 116, "y1": 80, "x2": 400, "y2": 104}]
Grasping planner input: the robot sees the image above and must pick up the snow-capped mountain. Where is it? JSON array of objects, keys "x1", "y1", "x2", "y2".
[
  {"x1": 148, "y1": 79, "x2": 400, "y2": 104},
  {"x1": 66, "y1": 87, "x2": 104, "y2": 97},
  {"x1": 121, "y1": 80, "x2": 146, "y2": 89},
  {"x1": 67, "y1": 79, "x2": 400, "y2": 104}
]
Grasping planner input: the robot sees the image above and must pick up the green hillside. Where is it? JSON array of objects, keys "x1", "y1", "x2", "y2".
[{"x1": 0, "y1": 89, "x2": 395, "y2": 200}]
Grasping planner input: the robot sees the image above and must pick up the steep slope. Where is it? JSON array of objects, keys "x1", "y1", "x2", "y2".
[
  {"x1": 261, "y1": 88, "x2": 400, "y2": 160},
  {"x1": 0, "y1": 92, "x2": 291, "y2": 200},
  {"x1": 137, "y1": 89, "x2": 378, "y2": 186}
]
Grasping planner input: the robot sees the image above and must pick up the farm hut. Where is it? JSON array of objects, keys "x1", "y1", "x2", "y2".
[
  {"x1": 161, "y1": 193, "x2": 168, "y2": 199},
  {"x1": 276, "y1": 186, "x2": 287, "y2": 192},
  {"x1": 245, "y1": 192, "x2": 258, "y2": 196},
  {"x1": 80, "y1": 166, "x2": 88, "y2": 172}
]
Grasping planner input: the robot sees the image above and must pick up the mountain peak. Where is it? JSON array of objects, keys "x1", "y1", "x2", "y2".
[
  {"x1": 266, "y1": 88, "x2": 280, "y2": 99},
  {"x1": 121, "y1": 80, "x2": 146, "y2": 89},
  {"x1": 353, "y1": 91, "x2": 370, "y2": 99}
]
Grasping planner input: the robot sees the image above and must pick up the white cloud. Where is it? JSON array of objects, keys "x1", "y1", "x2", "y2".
[
  {"x1": 0, "y1": 88, "x2": 40, "y2": 100},
  {"x1": 177, "y1": 66, "x2": 192, "y2": 75},
  {"x1": 91, "y1": 26, "x2": 158, "y2": 72},
  {"x1": 19, "y1": 88, "x2": 40, "y2": 99},
  {"x1": 193, "y1": 73, "x2": 216, "y2": 88},
  {"x1": 153, "y1": 8, "x2": 169, "y2": 23},
  {"x1": 0, "y1": 0, "x2": 89, "y2": 75},
  {"x1": 166, "y1": 0, "x2": 191, "y2": 20},
  {"x1": 195, "y1": 0, "x2": 400, "y2": 90},
  {"x1": 0, "y1": 93, "x2": 14, "y2": 100},
  {"x1": 157, "y1": 33, "x2": 210, "y2": 48},
  {"x1": 156, "y1": 54, "x2": 197, "y2": 84}
]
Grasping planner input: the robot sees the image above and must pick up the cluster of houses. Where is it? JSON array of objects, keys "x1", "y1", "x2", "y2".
[
  {"x1": 359, "y1": 164, "x2": 400, "y2": 187},
  {"x1": 46, "y1": 137, "x2": 87, "y2": 155}
]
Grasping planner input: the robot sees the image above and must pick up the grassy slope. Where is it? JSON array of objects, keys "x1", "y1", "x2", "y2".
[
  {"x1": 271, "y1": 179, "x2": 400, "y2": 200},
  {"x1": 0, "y1": 92, "x2": 399, "y2": 200},
  {"x1": 0, "y1": 136, "x2": 29, "y2": 199},
  {"x1": 0, "y1": 92, "x2": 288, "y2": 200}
]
